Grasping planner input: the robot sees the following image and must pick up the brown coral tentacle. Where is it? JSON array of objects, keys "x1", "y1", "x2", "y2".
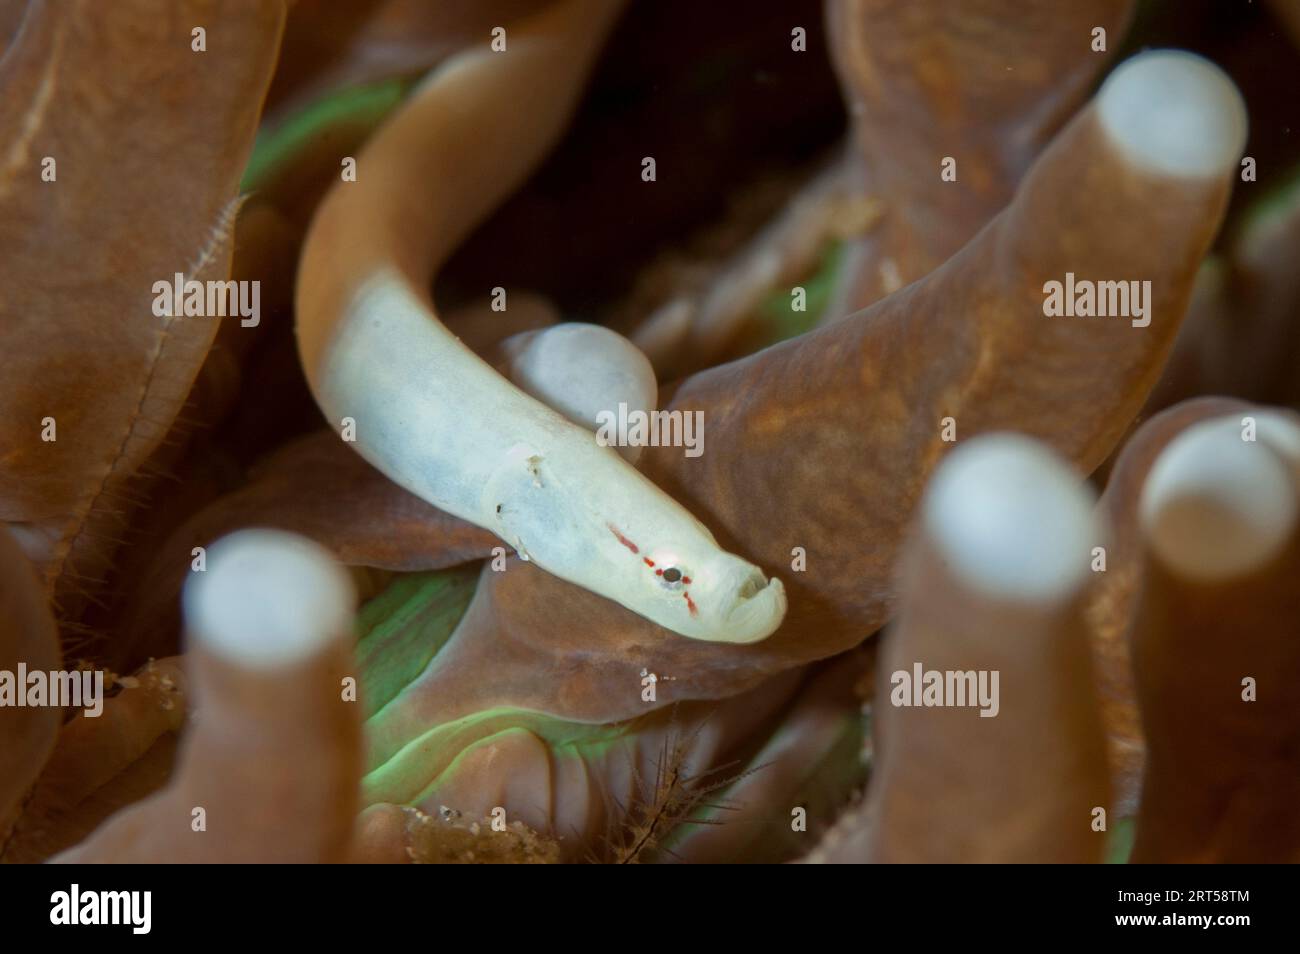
[
  {"x1": 822, "y1": 0, "x2": 1136, "y2": 318},
  {"x1": 1129, "y1": 410, "x2": 1300, "y2": 862},
  {"x1": 821, "y1": 435, "x2": 1111, "y2": 862},
  {"x1": 0, "y1": 528, "x2": 62, "y2": 848},
  {"x1": 55, "y1": 530, "x2": 361, "y2": 863}
]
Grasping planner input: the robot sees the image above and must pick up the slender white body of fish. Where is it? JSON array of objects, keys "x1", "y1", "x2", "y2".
[{"x1": 295, "y1": 0, "x2": 785, "y2": 643}]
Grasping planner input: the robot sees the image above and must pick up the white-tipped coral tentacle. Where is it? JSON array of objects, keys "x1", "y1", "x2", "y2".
[{"x1": 54, "y1": 529, "x2": 362, "y2": 863}]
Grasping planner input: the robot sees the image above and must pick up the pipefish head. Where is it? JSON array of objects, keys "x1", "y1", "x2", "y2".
[
  {"x1": 603, "y1": 521, "x2": 786, "y2": 643},
  {"x1": 489, "y1": 446, "x2": 786, "y2": 643}
]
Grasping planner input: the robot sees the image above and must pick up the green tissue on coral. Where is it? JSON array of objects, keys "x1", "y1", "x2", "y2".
[
  {"x1": 757, "y1": 240, "x2": 846, "y2": 344},
  {"x1": 1105, "y1": 816, "x2": 1136, "y2": 864},
  {"x1": 241, "y1": 78, "x2": 411, "y2": 193},
  {"x1": 354, "y1": 566, "x2": 479, "y2": 720},
  {"x1": 352, "y1": 567, "x2": 638, "y2": 801},
  {"x1": 352, "y1": 568, "x2": 867, "y2": 860}
]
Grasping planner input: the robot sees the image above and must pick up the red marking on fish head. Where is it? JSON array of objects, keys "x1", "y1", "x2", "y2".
[{"x1": 606, "y1": 523, "x2": 639, "y2": 555}]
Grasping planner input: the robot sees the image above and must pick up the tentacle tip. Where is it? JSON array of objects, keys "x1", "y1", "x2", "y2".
[
  {"x1": 1253, "y1": 410, "x2": 1300, "y2": 469},
  {"x1": 923, "y1": 433, "x2": 1097, "y2": 604},
  {"x1": 182, "y1": 528, "x2": 356, "y2": 669},
  {"x1": 1097, "y1": 49, "x2": 1247, "y2": 180},
  {"x1": 1139, "y1": 416, "x2": 1297, "y2": 581}
]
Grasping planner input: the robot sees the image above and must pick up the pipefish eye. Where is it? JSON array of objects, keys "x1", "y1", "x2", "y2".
[{"x1": 655, "y1": 564, "x2": 691, "y2": 590}]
